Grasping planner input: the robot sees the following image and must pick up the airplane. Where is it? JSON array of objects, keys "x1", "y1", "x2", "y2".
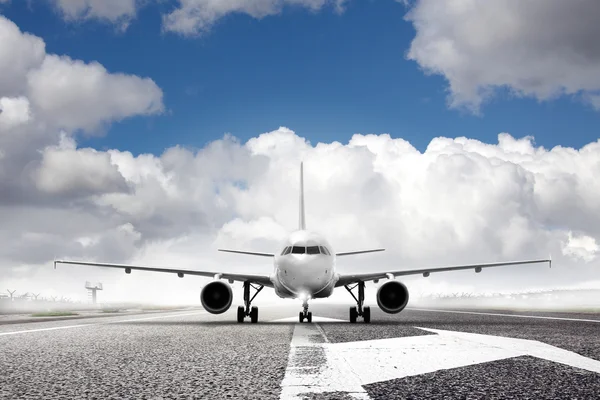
[{"x1": 54, "y1": 163, "x2": 551, "y2": 324}]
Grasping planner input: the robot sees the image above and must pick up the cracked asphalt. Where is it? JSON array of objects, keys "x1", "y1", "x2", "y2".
[{"x1": 1, "y1": 304, "x2": 599, "y2": 399}]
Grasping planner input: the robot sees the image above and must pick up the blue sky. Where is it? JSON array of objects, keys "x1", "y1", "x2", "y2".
[{"x1": 2, "y1": 0, "x2": 598, "y2": 156}]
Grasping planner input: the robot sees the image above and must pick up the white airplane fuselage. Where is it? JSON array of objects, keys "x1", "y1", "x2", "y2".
[{"x1": 272, "y1": 229, "x2": 337, "y2": 299}]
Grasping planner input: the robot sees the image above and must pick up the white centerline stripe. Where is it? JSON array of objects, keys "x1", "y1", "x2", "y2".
[
  {"x1": 407, "y1": 308, "x2": 600, "y2": 323},
  {"x1": 0, "y1": 311, "x2": 207, "y2": 336},
  {"x1": 280, "y1": 322, "x2": 371, "y2": 400}
]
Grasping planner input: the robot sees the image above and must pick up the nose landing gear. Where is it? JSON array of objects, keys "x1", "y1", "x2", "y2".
[
  {"x1": 237, "y1": 281, "x2": 263, "y2": 323},
  {"x1": 298, "y1": 299, "x2": 313, "y2": 323},
  {"x1": 345, "y1": 281, "x2": 371, "y2": 323}
]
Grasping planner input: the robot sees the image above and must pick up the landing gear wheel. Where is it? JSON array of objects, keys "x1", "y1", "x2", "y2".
[
  {"x1": 250, "y1": 306, "x2": 259, "y2": 323},
  {"x1": 363, "y1": 306, "x2": 371, "y2": 323},
  {"x1": 349, "y1": 306, "x2": 358, "y2": 323},
  {"x1": 299, "y1": 311, "x2": 304, "y2": 323},
  {"x1": 239, "y1": 281, "x2": 263, "y2": 323},
  {"x1": 307, "y1": 312, "x2": 312, "y2": 323},
  {"x1": 346, "y1": 281, "x2": 369, "y2": 323}
]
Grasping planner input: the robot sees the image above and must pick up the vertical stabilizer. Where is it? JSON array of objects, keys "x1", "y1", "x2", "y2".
[{"x1": 299, "y1": 162, "x2": 306, "y2": 230}]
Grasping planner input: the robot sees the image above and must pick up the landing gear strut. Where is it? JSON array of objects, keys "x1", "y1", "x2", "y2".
[
  {"x1": 298, "y1": 298, "x2": 312, "y2": 323},
  {"x1": 345, "y1": 281, "x2": 370, "y2": 323},
  {"x1": 237, "y1": 281, "x2": 263, "y2": 323}
]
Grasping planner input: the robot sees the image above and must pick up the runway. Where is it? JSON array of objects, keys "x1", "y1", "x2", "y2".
[{"x1": 1, "y1": 304, "x2": 599, "y2": 399}]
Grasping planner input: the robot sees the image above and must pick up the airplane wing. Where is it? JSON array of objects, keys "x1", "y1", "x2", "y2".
[
  {"x1": 54, "y1": 260, "x2": 274, "y2": 287},
  {"x1": 218, "y1": 249, "x2": 274, "y2": 257},
  {"x1": 336, "y1": 249, "x2": 385, "y2": 257},
  {"x1": 334, "y1": 258, "x2": 551, "y2": 287}
]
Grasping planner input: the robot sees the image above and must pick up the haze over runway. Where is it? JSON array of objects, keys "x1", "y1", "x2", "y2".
[{"x1": 2, "y1": 305, "x2": 600, "y2": 399}]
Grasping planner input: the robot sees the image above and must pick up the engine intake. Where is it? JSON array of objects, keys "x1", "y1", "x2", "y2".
[
  {"x1": 376, "y1": 280, "x2": 409, "y2": 314},
  {"x1": 200, "y1": 281, "x2": 233, "y2": 314}
]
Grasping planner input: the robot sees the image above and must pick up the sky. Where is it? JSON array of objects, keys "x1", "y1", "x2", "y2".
[{"x1": 1, "y1": 0, "x2": 599, "y2": 305}]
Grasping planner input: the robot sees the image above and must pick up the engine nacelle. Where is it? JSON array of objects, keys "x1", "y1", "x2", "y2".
[
  {"x1": 376, "y1": 280, "x2": 409, "y2": 314},
  {"x1": 200, "y1": 281, "x2": 233, "y2": 314}
]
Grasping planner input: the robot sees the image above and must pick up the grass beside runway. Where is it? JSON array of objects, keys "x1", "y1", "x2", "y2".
[{"x1": 30, "y1": 312, "x2": 79, "y2": 317}]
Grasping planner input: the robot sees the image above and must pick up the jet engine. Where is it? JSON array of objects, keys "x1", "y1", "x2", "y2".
[
  {"x1": 376, "y1": 280, "x2": 409, "y2": 314},
  {"x1": 200, "y1": 281, "x2": 233, "y2": 314}
]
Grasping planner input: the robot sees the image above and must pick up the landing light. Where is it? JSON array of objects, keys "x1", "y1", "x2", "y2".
[{"x1": 298, "y1": 292, "x2": 311, "y2": 301}]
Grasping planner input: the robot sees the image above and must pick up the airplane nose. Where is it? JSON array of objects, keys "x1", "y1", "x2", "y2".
[{"x1": 280, "y1": 256, "x2": 330, "y2": 295}]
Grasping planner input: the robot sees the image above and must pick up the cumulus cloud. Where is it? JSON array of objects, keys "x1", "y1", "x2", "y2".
[
  {"x1": 562, "y1": 232, "x2": 598, "y2": 263},
  {"x1": 35, "y1": 137, "x2": 130, "y2": 197},
  {"x1": 405, "y1": 0, "x2": 600, "y2": 112},
  {"x1": 27, "y1": 55, "x2": 163, "y2": 132},
  {"x1": 3, "y1": 123, "x2": 600, "y2": 303},
  {"x1": 0, "y1": 97, "x2": 32, "y2": 130},
  {"x1": 162, "y1": 0, "x2": 348, "y2": 36},
  {"x1": 0, "y1": 14, "x2": 165, "y2": 298},
  {"x1": 9, "y1": 125, "x2": 600, "y2": 301},
  {"x1": 0, "y1": 17, "x2": 45, "y2": 96},
  {"x1": 0, "y1": 15, "x2": 163, "y2": 207},
  {"x1": 51, "y1": 0, "x2": 138, "y2": 29},
  {"x1": 0, "y1": 16, "x2": 163, "y2": 136}
]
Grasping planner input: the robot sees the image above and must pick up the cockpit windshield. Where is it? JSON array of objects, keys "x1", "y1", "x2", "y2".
[
  {"x1": 306, "y1": 246, "x2": 320, "y2": 254},
  {"x1": 285, "y1": 245, "x2": 330, "y2": 255},
  {"x1": 291, "y1": 246, "x2": 305, "y2": 254}
]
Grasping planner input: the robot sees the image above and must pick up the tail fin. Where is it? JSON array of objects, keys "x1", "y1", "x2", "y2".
[{"x1": 299, "y1": 162, "x2": 306, "y2": 230}]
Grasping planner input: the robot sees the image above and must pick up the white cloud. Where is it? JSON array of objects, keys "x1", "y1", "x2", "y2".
[
  {"x1": 3, "y1": 126, "x2": 600, "y2": 303},
  {"x1": 0, "y1": 16, "x2": 163, "y2": 137},
  {"x1": 562, "y1": 232, "x2": 598, "y2": 262},
  {"x1": 35, "y1": 142, "x2": 130, "y2": 196},
  {"x1": 52, "y1": 0, "x2": 138, "y2": 29},
  {"x1": 0, "y1": 14, "x2": 165, "y2": 289},
  {"x1": 162, "y1": 0, "x2": 348, "y2": 36},
  {"x1": 0, "y1": 15, "x2": 164, "y2": 220},
  {"x1": 0, "y1": 97, "x2": 32, "y2": 130},
  {"x1": 27, "y1": 55, "x2": 163, "y2": 132},
  {"x1": 405, "y1": 0, "x2": 600, "y2": 112},
  {"x1": 0, "y1": 16, "x2": 45, "y2": 96}
]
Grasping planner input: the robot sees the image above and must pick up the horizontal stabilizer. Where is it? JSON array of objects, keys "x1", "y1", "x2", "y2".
[{"x1": 218, "y1": 249, "x2": 274, "y2": 257}]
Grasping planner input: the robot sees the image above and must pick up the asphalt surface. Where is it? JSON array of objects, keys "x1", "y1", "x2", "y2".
[{"x1": 1, "y1": 304, "x2": 599, "y2": 399}]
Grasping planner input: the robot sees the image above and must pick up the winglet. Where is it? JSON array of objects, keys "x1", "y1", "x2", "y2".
[
  {"x1": 549, "y1": 253, "x2": 552, "y2": 268},
  {"x1": 299, "y1": 162, "x2": 306, "y2": 230}
]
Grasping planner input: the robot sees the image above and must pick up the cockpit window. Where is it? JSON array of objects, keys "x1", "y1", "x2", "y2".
[
  {"x1": 291, "y1": 246, "x2": 305, "y2": 254},
  {"x1": 306, "y1": 246, "x2": 320, "y2": 255},
  {"x1": 281, "y1": 246, "x2": 291, "y2": 255},
  {"x1": 319, "y1": 246, "x2": 331, "y2": 255}
]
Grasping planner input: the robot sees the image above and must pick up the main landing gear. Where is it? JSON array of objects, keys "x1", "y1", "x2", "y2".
[
  {"x1": 345, "y1": 281, "x2": 370, "y2": 323},
  {"x1": 237, "y1": 281, "x2": 263, "y2": 323},
  {"x1": 298, "y1": 298, "x2": 313, "y2": 323}
]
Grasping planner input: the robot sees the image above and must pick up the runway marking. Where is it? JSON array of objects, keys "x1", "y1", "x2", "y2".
[
  {"x1": 279, "y1": 321, "x2": 600, "y2": 399},
  {"x1": 408, "y1": 307, "x2": 600, "y2": 323},
  {"x1": 0, "y1": 311, "x2": 207, "y2": 336},
  {"x1": 280, "y1": 321, "x2": 372, "y2": 400}
]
